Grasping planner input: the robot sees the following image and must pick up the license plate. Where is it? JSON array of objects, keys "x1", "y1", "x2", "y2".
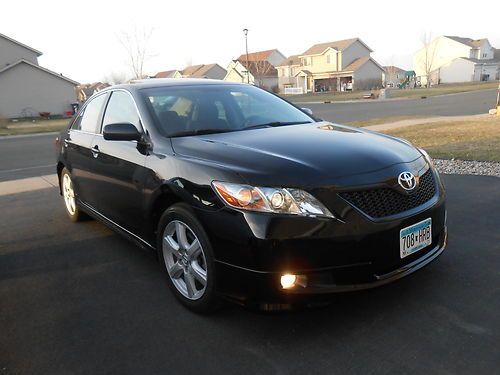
[{"x1": 400, "y1": 218, "x2": 432, "y2": 258}]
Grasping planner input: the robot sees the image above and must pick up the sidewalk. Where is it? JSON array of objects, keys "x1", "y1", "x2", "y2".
[
  {"x1": 362, "y1": 114, "x2": 490, "y2": 132},
  {"x1": 0, "y1": 174, "x2": 58, "y2": 196}
]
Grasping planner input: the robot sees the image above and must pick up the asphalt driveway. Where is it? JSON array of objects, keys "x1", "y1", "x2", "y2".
[{"x1": 1, "y1": 174, "x2": 499, "y2": 375}]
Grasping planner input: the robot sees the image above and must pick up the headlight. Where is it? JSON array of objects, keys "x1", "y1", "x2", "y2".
[
  {"x1": 212, "y1": 181, "x2": 334, "y2": 218},
  {"x1": 418, "y1": 147, "x2": 434, "y2": 166}
]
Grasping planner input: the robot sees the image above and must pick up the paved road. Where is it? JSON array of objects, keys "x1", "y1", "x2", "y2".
[
  {"x1": 0, "y1": 133, "x2": 57, "y2": 182},
  {"x1": 0, "y1": 89, "x2": 497, "y2": 182},
  {"x1": 303, "y1": 89, "x2": 498, "y2": 123},
  {"x1": 1, "y1": 175, "x2": 499, "y2": 374}
]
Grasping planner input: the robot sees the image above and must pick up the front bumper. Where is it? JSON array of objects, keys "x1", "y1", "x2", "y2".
[{"x1": 194, "y1": 168, "x2": 447, "y2": 305}]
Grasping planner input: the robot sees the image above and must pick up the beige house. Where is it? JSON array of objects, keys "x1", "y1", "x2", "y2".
[
  {"x1": 276, "y1": 38, "x2": 384, "y2": 93},
  {"x1": 413, "y1": 36, "x2": 500, "y2": 85},
  {"x1": 276, "y1": 55, "x2": 301, "y2": 93},
  {"x1": 0, "y1": 32, "x2": 78, "y2": 118},
  {"x1": 181, "y1": 64, "x2": 227, "y2": 80},
  {"x1": 155, "y1": 69, "x2": 182, "y2": 78},
  {"x1": 76, "y1": 82, "x2": 111, "y2": 102}
]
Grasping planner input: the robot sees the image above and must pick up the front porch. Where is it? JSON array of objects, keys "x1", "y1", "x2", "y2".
[{"x1": 295, "y1": 70, "x2": 353, "y2": 93}]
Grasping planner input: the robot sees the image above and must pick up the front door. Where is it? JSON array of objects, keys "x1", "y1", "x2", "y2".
[
  {"x1": 64, "y1": 93, "x2": 108, "y2": 206},
  {"x1": 90, "y1": 90, "x2": 148, "y2": 235}
]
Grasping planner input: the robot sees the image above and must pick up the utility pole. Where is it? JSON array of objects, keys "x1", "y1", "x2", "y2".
[{"x1": 243, "y1": 28, "x2": 249, "y2": 84}]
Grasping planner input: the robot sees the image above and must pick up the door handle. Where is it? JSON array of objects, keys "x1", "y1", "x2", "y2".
[{"x1": 91, "y1": 145, "x2": 100, "y2": 158}]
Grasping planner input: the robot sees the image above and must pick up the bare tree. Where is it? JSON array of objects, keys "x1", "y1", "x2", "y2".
[
  {"x1": 104, "y1": 71, "x2": 128, "y2": 85},
  {"x1": 118, "y1": 26, "x2": 154, "y2": 79},
  {"x1": 385, "y1": 65, "x2": 398, "y2": 87},
  {"x1": 251, "y1": 60, "x2": 274, "y2": 88},
  {"x1": 420, "y1": 32, "x2": 437, "y2": 88}
]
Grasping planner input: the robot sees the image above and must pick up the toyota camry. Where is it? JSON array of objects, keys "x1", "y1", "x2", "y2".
[{"x1": 56, "y1": 79, "x2": 447, "y2": 312}]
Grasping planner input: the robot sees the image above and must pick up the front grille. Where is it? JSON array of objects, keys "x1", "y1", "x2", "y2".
[{"x1": 339, "y1": 169, "x2": 436, "y2": 218}]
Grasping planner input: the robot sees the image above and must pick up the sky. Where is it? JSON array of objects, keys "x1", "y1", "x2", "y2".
[{"x1": 2, "y1": 0, "x2": 499, "y2": 83}]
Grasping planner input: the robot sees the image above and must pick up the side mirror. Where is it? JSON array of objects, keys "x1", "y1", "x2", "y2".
[
  {"x1": 301, "y1": 107, "x2": 313, "y2": 116},
  {"x1": 103, "y1": 123, "x2": 142, "y2": 141}
]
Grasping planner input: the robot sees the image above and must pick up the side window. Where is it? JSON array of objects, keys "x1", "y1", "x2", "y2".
[
  {"x1": 73, "y1": 94, "x2": 107, "y2": 133},
  {"x1": 102, "y1": 91, "x2": 142, "y2": 132}
]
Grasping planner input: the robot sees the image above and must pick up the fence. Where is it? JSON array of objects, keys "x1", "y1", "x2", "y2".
[{"x1": 284, "y1": 87, "x2": 304, "y2": 95}]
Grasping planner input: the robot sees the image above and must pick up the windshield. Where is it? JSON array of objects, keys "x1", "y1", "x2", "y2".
[{"x1": 141, "y1": 84, "x2": 314, "y2": 137}]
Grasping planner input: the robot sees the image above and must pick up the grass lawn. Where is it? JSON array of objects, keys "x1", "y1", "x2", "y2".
[
  {"x1": 284, "y1": 81, "x2": 499, "y2": 103},
  {"x1": 380, "y1": 116, "x2": 500, "y2": 162},
  {"x1": 0, "y1": 118, "x2": 70, "y2": 136}
]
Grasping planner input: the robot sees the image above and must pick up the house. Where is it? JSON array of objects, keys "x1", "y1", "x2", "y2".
[
  {"x1": 223, "y1": 60, "x2": 255, "y2": 84},
  {"x1": 237, "y1": 49, "x2": 286, "y2": 67},
  {"x1": 276, "y1": 55, "x2": 301, "y2": 93},
  {"x1": 276, "y1": 38, "x2": 384, "y2": 93},
  {"x1": 225, "y1": 49, "x2": 285, "y2": 91},
  {"x1": 413, "y1": 36, "x2": 500, "y2": 85},
  {"x1": 181, "y1": 64, "x2": 226, "y2": 79},
  {"x1": 0, "y1": 32, "x2": 78, "y2": 118},
  {"x1": 155, "y1": 69, "x2": 182, "y2": 79},
  {"x1": 383, "y1": 66, "x2": 406, "y2": 87},
  {"x1": 76, "y1": 82, "x2": 111, "y2": 102}
]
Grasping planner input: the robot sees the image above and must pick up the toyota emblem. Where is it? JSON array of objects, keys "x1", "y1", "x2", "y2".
[{"x1": 398, "y1": 171, "x2": 417, "y2": 191}]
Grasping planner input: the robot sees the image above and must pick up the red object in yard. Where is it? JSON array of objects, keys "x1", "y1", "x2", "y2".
[{"x1": 64, "y1": 111, "x2": 73, "y2": 117}]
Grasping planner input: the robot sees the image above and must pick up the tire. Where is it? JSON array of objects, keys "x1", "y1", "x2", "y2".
[
  {"x1": 157, "y1": 203, "x2": 219, "y2": 313},
  {"x1": 60, "y1": 167, "x2": 86, "y2": 222}
]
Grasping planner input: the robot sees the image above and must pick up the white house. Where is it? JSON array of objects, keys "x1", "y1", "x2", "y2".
[
  {"x1": 223, "y1": 60, "x2": 255, "y2": 84},
  {"x1": 0, "y1": 32, "x2": 78, "y2": 118},
  {"x1": 413, "y1": 36, "x2": 500, "y2": 84},
  {"x1": 224, "y1": 49, "x2": 285, "y2": 91}
]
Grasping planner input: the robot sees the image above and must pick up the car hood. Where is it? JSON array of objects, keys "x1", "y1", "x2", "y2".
[{"x1": 170, "y1": 122, "x2": 425, "y2": 187}]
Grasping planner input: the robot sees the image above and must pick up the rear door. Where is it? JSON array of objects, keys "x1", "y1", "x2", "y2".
[
  {"x1": 89, "y1": 90, "x2": 148, "y2": 234},
  {"x1": 64, "y1": 93, "x2": 108, "y2": 205}
]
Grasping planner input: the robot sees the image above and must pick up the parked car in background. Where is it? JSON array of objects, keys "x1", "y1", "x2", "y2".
[{"x1": 56, "y1": 79, "x2": 447, "y2": 312}]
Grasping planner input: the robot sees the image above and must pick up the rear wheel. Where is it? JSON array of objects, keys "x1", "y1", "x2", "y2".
[
  {"x1": 61, "y1": 168, "x2": 85, "y2": 222},
  {"x1": 157, "y1": 204, "x2": 218, "y2": 313}
]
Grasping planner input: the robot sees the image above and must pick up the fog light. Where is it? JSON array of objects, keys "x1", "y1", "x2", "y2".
[{"x1": 280, "y1": 274, "x2": 297, "y2": 289}]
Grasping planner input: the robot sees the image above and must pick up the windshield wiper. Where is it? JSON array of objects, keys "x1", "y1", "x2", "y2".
[
  {"x1": 169, "y1": 128, "x2": 234, "y2": 137},
  {"x1": 243, "y1": 121, "x2": 312, "y2": 130}
]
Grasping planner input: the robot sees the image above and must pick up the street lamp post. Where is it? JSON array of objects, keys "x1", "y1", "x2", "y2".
[{"x1": 243, "y1": 28, "x2": 249, "y2": 84}]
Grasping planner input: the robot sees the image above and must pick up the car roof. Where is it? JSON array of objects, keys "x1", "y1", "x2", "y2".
[{"x1": 107, "y1": 78, "x2": 247, "y2": 92}]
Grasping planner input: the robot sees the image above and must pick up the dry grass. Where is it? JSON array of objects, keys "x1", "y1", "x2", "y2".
[
  {"x1": 381, "y1": 116, "x2": 500, "y2": 161},
  {"x1": 286, "y1": 81, "x2": 499, "y2": 103},
  {"x1": 0, "y1": 118, "x2": 70, "y2": 136}
]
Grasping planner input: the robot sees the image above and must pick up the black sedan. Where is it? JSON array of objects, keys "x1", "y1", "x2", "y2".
[{"x1": 56, "y1": 79, "x2": 447, "y2": 312}]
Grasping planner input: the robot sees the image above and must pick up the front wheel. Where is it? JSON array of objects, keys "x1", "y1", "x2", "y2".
[
  {"x1": 157, "y1": 203, "x2": 219, "y2": 313},
  {"x1": 60, "y1": 168, "x2": 86, "y2": 222}
]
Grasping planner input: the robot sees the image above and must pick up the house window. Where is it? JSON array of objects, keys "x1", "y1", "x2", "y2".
[
  {"x1": 482, "y1": 53, "x2": 487, "y2": 58},
  {"x1": 327, "y1": 55, "x2": 331, "y2": 64}
]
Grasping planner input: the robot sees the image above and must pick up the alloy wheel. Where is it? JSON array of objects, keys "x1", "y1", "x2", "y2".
[
  {"x1": 162, "y1": 220, "x2": 208, "y2": 300},
  {"x1": 62, "y1": 173, "x2": 76, "y2": 215}
]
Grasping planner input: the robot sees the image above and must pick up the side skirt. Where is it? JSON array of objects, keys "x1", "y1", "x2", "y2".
[{"x1": 78, "y1": 200, "x2": 157, "y2": 254}]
